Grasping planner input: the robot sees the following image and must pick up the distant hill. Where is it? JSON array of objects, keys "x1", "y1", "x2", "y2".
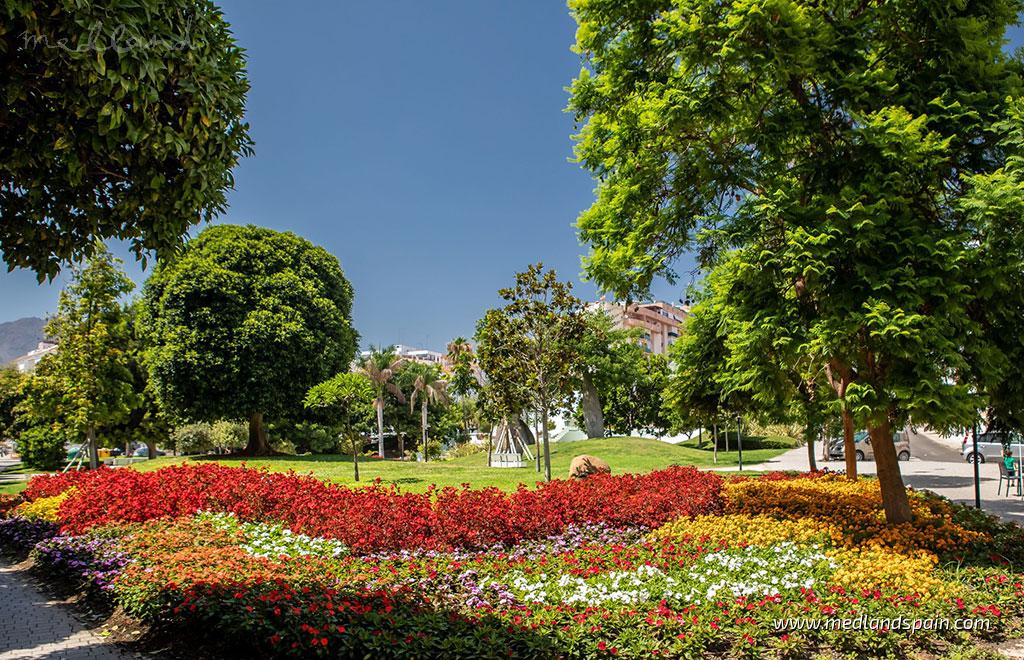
[{"x1": 0, "y1": 317, "x2": 46, "y2": 364}]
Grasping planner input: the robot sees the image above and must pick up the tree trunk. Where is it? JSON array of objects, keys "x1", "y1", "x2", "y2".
[
  {"x1": 376, "y1": 400, "x2": 385, "y2": 458},
  {"x1": 541, "y1": 406, "x2": 552, "y2": 482},
  {"x1": 487, "y1": 427, "x2": 493, "y2": 467},
  {"x1": 580, "y1": 373, "x2": 605, "y2": 438},
  {"x1": 724, "y1": 424, "x2": 729, "y2": 452},
  {"x1": 86, "y1": 427, "x2": 99, "y2": 470},
  {"x1": 534, "y1": 411, "x2": 541, "y2": 472},
  {"x1": 805, "y1": 423, "x2": 818, "y2": 472},
  {"x1": 867, "y1": 418, "x2": 913, "y2": 524},
  {"x1": 713, "y1": 423, "x2": 718, "y2": 464},
  {"x1": 698, "y1": 427, "x2": 703, "y2": 448},
  {"x1": 245, "y1": 412, "x2": 272, "y2": 455},
  {"x1": 145, "y1": 439, "x2": 157, "y2": 461},
  {"x1": 351, "y1": 434, "x2": 360, "y2": 481},
  {"x1": 842, "y1": 409, "x2": 857, "y2": 480},
  {"x1": 421, "y1": 401, "x2": 429, "y2": 461}
]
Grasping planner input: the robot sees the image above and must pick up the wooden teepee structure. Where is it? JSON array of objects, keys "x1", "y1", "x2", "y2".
[{"x1": 489, "y1": 417, "x2": 533, "y2": 468}]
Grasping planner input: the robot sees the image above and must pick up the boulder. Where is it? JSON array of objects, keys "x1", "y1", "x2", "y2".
[{"x1": 568, "y1": 454, "x2": 610, "y2": 479}]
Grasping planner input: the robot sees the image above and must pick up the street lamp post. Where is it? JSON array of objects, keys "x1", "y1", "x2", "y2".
[
  {"x1": 972, "y1": 421, "x2": 981, "y2": 509},
  {"x1": 736, "y1": 415, "x2": 744, "y2": 472}
]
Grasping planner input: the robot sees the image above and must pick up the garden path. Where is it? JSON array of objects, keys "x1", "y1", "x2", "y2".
[{"x1": 0, "y1": 561, "x2": 131, "y2": 660}]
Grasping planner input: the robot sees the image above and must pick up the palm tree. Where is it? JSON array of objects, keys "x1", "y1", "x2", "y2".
[
  {"x1": 446, "y1": 336, "x2": 472, "y2": 364},
  {"x1": 356, "y1": 346, "x2": 405, "y2": 458},
  {"x1": 409, "y1": 363, "x2": 449, "y2": 462}
]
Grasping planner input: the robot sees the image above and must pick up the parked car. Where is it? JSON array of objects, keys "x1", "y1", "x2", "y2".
[
  {"x1": 829, "y1": 430, "x2": 911, "y2": 462},
  {"x1": 961, "y1": 430, "x2": 1024, "y2": 464}
]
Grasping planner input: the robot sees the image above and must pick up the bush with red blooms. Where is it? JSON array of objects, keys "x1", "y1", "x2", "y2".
[
  {"x1": 23, "y1": 468, "x2": 106, "y2": 501},
  {"x1": 43, "y1": 464, "x2": 722, "y2": 551}
]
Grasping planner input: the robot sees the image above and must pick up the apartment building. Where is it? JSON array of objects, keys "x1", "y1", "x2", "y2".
[{"x1": 591, "y1": 299, "x2": 689, "y2": 355}]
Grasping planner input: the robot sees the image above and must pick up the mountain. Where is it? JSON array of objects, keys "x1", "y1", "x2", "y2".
[{"x1": 0, "y1": 317, "x2": 46, "y2": 364}]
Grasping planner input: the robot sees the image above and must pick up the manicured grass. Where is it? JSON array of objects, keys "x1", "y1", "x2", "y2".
[
  {"x1": 0, "y1": 481, "x2": 26, "y2": 495},
  {"x1": 132, "y1": 436, "x2": 796, "y2": 492}
]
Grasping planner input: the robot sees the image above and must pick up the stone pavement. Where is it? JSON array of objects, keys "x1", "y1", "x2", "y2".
[
  {"x1": 0, "y1": 562, "x2": 130, "y2": 660},
  {"x1": 725, "y1": 430, "x2": 1024, "y2": 525}
]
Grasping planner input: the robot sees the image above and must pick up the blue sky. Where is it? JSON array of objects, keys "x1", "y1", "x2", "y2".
[{"x1": 2, "y1": 5, "x2": 1021, "y2": 350}]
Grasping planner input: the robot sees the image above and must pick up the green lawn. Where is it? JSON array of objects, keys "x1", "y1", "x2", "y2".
[
  {"x1": 132, "y1": 436, "x2": 796, "y2": 492},
  {"x1": 0, "y1": 481, "x2": 26, "y2": 495}
]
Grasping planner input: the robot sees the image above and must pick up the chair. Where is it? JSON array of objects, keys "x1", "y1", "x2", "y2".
[{"x1": 997, "y1": 461, "x2": 1022, "y2": 496}]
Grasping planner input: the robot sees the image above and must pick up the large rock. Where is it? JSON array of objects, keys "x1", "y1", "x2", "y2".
[{"x1": 568, "y1": 454, "x2": 610, "y2": 479}]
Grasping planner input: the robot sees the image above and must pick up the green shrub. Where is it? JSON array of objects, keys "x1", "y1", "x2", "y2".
[
  {"x1": 210, "y1": 420, "x2": 246, "y2": 453},
  {"x1": 172, "y1": 423, "x2": 213, "y2": 455},
  {"x1": 18, "y1": 424, "x2": 68, "y2": 470},
  {"x1": 447, "y1": 442, "x2": 483, "y2": 459}
]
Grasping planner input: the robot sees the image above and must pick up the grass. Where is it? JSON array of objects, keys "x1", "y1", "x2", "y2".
[
  {"x1": 131, "y1": 436, "x2": 797, "y2": 493},
  {"x1": 0, "y1": 481, "x2": 26, "y2": 495}
]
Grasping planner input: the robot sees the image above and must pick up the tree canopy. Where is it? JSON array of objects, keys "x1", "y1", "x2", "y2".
[
  {"x1": 22, "y1": 244, "x2": 137, "y2": 468},
  {"x1": 0, "y1": 0, "x2": 253, "y2": 278},
  {"x1": 476, "y1": 264, "x2": 585, "y2": 481},
  {"x1": 569, "y1": 0, "x2": 1024, "y2": 523},
  {"x1": 140, "y1": 225, "x2": 358, "y2": 454},
  {"x1": 305, "y1": 372, "x2": 375, "y2": 480}
]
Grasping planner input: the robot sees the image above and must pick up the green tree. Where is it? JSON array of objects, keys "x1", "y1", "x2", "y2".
[
  {"x1": 140, "y1": 225, "x2": 358, "y2": 455},
  {"x1": 1, "y1": 0, "x2": 253, "y2": 279},
  {"x1": 445, "y1": 336, "x2": 479, "y2": 442},
  {"x1": 406, "y1": 362, "x2": 450, "y2": 462},
  {"x1": 475, "y1": 264, "x2": 585, "y2": 481},
  {"x1": 305, "y1": 372, "x2": 375, "y2": 481},
  {"x1": 22, "y1": 244, "x2": 137, "y2": 468},
  {"x1": 574, "y1": 309, "x2": 670, "y2": 437},
  {"x1": 569, "y1": 0, "x2": 1024, "y2": 523},
  {"x1": 0, "y1": 368, "x2": 26, "y2": 441},
  {"x1": 103, "y1": 300, "x2": 172, "y2": 460},
  {"x1": 356, "y1": 346, "x2": 406, "y2": 458}
]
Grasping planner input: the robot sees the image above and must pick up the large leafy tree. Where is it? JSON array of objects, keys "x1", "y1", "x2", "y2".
[
  {"x1": 476, "y1": 264, "x2": 585, "y2": 481},
  {"x1": 140, "y1": 225, "x2": 358, "y2": 455},
  {"x1": 356, "y1": 346, "x2": 405, "y2": 457},
  {"x1": 569, "y1": 0, "x2": 1024, "y2": 523},
  {"x1": 22, "y1": 244, "x2": 137, "y2": 468},
  {"x1": 305, "y1": 372, "x2": 375, "y2": 481},
  {"x1": 0, "y1": 0, "x2": 253, "y2": 279}
]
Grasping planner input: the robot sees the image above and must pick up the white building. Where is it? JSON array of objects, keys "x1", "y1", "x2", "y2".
[
  {"x1": 10, "y1": 341, "x2": 58, "y2": 373},
  {"x1": 359, "y1": 344, "x2": 444, "y2": 365}
]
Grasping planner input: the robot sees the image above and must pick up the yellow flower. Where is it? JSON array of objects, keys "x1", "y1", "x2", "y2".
[
  {"x1": 650, "y1": 514, "x2": 841, "y2": 547},
  {"x1": 13, "y1": 488, "x2": 74, "y2": 522},
  {"x1": 720, "y1": 476, "x2": 986, "y2": 555}
]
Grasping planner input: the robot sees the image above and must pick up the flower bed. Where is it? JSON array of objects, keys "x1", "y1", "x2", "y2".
[
  {"x1": 2, "y1": 465, "x2": 1022, "y2": 658},
  {"x1": 42, "y1": 464, "x2": 722, "y2": 551}
]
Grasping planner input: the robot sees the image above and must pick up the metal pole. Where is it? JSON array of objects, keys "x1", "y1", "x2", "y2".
[
  {"x1": 737, "y1": 415, "x2": 744, "y2": 472},
  {"x1": 972, "y1": 421, "x2": 981, "y2": 509}
]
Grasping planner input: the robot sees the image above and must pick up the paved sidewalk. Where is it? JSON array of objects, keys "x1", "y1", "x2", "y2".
[
  {"x1": 0, "y1": 562, "x2": 129, "y2": 660},
  {"x1": 726, "y1": 431, "x2": 1024, "y2": 525}
]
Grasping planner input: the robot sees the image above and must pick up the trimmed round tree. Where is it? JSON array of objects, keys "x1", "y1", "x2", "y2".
[
  {"x1": 1, "y1": 0, "x2": 253, "y2": 278},
  {"x1": 140, "y1": 225, "x2": 358, "y2": 454}
]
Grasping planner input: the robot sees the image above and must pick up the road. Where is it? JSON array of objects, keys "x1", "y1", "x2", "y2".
[
  {"x1": 732, "y1": 430, "x2": 1023, "y2": 525},
  {"x1": 906, "y1": 427, "x2": 963, "y2": 462}
]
